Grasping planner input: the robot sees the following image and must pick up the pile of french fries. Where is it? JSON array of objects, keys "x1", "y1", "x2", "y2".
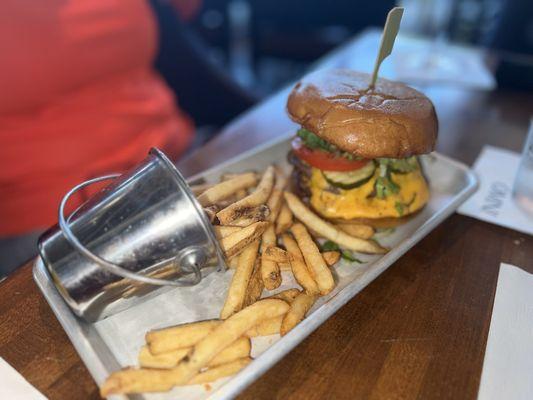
[{"x1": 101, "y1": 165, "x2": 387, "y2": 397}]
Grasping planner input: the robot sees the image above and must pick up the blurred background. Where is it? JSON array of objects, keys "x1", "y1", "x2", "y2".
[
  {"x1": 156, "y1": 0, "x2": 533, "y2": 129},
  {"x1": 1, "y1": 0, "x2": 532, "y2": 276}
]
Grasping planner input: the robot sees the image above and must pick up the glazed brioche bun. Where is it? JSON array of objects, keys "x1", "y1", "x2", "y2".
[{"x1": 287, "y1": 69, "x2": 438, "y2": 159}]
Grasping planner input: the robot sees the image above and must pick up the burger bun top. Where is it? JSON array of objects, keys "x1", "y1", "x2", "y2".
[{"x1": 287, "y1": 69, "x2": 438, "y2": 159}]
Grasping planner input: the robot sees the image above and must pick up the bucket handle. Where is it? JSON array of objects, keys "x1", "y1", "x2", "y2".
[{"x1": 58, "y1": 175, "x2": 202, "y2": 287}]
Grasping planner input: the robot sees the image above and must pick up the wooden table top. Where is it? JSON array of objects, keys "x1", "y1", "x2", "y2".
[{"x1": 1, "y1": 33, "x2": 532, "y2": 400}]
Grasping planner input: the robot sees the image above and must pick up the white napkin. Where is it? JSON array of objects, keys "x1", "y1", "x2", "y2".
[
  {"x1": 477, "y1": 263, "x2": 533, "y2": 400},
  {"x1": 458, "y1": 146, "x2": 533, "y2": 236},
  {"x1": 0, "y1": 357, "x2": 47, "y2": 400}
]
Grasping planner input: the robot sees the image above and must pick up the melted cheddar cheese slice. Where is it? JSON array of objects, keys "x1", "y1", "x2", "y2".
[{"x1": 309, "y1": 167, "x2": 429, "y2": 220}]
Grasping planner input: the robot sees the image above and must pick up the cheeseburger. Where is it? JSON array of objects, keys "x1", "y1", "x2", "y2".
[{"x1": 287, "y1": 69, "x2": 438, "y2": 227}]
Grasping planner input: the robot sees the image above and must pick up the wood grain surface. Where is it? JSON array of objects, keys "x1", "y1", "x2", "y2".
[{"x1": 1, "y1": 32, "x2": 532, "y2": 400}]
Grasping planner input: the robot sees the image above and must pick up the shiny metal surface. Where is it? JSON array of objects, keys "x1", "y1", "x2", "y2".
[
  {"x1": 57, "y1": 174, "x2": 202, "y2": 287},
  {"x1": 38, "y1": 148, "x2": 224, "y2": 322},
  {"x1": 34, "y1": 135, "x2": 478, "y2": 400}
]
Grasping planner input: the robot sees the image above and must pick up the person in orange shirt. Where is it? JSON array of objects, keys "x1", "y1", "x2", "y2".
[{"x1": 0, "y1": 1, "x2": 200, "y2": 275}]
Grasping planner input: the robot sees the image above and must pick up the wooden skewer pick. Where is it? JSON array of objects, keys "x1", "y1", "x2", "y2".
[{"x1": 369, "y1": 7, "x2": 404, "y2": 88}]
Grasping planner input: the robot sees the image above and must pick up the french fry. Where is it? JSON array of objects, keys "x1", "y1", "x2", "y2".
[
  {"x1": 190, "y1": 183, "x2": 214, "y2": 196},
  {"x1": 277, "y1": 252, "x2": 339, "y2": 269},
  {"x1": 245, "y1": 315, "x2": 283, "y2": 337},
  {"x1": 206, "y1": 338, "x2": 251, "y2": 368},
  {"x1": 274, "y1": 169, "x2": 288, "y2": 190},
  {"x1": 218, "y1": 221, "x2": 269, "y2": 258},
  {"x1": 146, "y1": 320, "x2": 221, "y2": 355},
  {"x1": 214, "y1": 198, "x2": 237, "y2": 208},
  {"x1": 217, "y1": 166, "x2": 275, "y2": 225},
  {"x1": 307, "y1": 227, "x2": 325, "y2": 239},
  {"x1": 336, "y1": 223, "x2": 375, "y2": 239},
  {"x1": 213, "y1": 226, "x2": 242, "y2": 239},
  {"x1": 227, "y1": 256, "x2": 239, "y2": 269},
  {"x1": 101, "y1": 299, "x2": 289, "y2": 395},
  {"x1": 266, "y1": 189, "x2": 283, "y2": 223},
  {"x1": 138, "y1": 346, "x2": 189, "y2": 369},
  {"x1": 220, "y1": 240, "x2": 260, "y2": 319},
  {"x1": 139, "y1": 337, "x2": 251, "y2": 369},
  {"x1": 281, "y1": 233, "x2": 319, "y2": 295},
  {"x1": 275, "y1": 203, "x2": 293, "y2": 234},
  {"x1": 211, "y1": 299, "x2": 290, "y2": 347},
  {"x1": 243, "y1": 259, "x2": 263, "y2": 307},
  {"x1": 260, "y1": 225, "x2": 282, "y2": 290},
  {"x1": 283, "y1": 192, "x2": 387, "y2": 254},
  {"x1": 188, "y1": 357, "x2": 252, "y2": 385},
  {"x1": 244, "y1": 291, "x2": 300, "y2": 337},
  {"x1": 280, "y1": 293, "x2": 317, "y2": 336},
  {"x1": 263, "y1": 246, "x2": 290, "y2": 263},
  {"x1": 322, "y1": 251, "x2": 341, "y2": 266},
  {"x1": 204, "y1": 205, "x2": 218, "y2": 223},
  {"x1": 291, "y1": 223, "x2": 335, "y2": 296},
  {"x1": 197, "y1": 173, "x2": 257, "y2": 207},
  {"x1": 235, "y1": 188, "x2": 248, "y2": 201},
  {"x1": 267, "y1": 288, "x2": 301, "y2": 303},
  {"x1": 226, "y1": 205, "x2": 270, "y2": 227},
  {"x1": 278, "y1": 262, "x2": 291, "y2": 271}
]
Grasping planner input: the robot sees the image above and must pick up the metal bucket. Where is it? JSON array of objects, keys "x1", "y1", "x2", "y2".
[{"x1": 38, "y1": 148, "x2": 225, "y2": 322}]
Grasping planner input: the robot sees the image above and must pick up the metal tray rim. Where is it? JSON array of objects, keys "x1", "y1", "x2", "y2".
[{"x1": 33, "y1": 138, "x2": 479, "y2": 400}]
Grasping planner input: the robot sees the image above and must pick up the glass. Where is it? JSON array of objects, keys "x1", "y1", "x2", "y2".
[
  {"x1": 513, "y1": 119, "x2": 533, "y2": 216},
  {"x1": 394, "y1": 0, "x2": 495, "y2": 90},
  {"x1": 397, "y1": 0, "x2": 455, "y2": 69}
]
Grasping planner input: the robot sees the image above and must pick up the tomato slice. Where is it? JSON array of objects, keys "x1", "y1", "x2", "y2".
[{"x1": 291, "y1": 138, "x2": 370, "y2": 171}]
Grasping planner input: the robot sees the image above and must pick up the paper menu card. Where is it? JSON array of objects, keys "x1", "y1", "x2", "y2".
[
  {"x1": 0, "y1": 357, "x2": 47, "y2": 399},
  {"x1": 477, "y1": 263, "x2": 533, "y2": 400},
  {"x1": 458, "y1": 146, "x2": 533, "y2": 236}
]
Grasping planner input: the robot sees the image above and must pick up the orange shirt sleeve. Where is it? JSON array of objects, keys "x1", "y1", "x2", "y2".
[{"x1": 0, "y1": 0, "x2": 194, "y2": 236}]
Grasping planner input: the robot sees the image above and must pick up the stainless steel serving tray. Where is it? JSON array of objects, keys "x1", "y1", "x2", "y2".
[{"x1": 34, "y1": 135, "x2": 478, "y2": 400}]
